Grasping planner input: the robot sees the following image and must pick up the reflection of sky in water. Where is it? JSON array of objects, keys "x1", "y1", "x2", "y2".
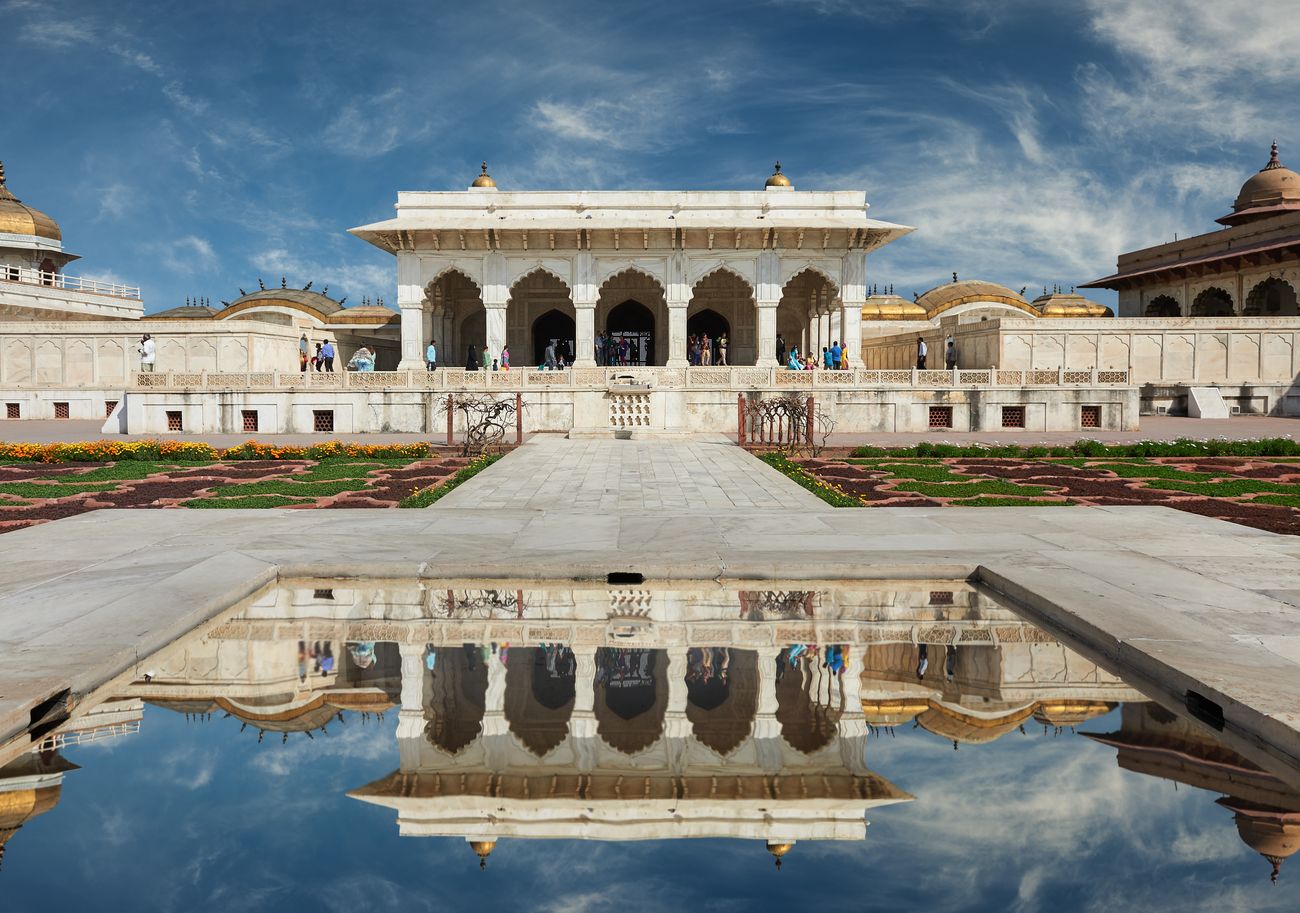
[{"x1": 4, "y1": 706, "x2": 1295, "y2": 913}]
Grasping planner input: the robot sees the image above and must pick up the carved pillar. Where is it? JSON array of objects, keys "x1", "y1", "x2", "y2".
[
  {"x1": 396, "y1": 643, "x2": 427, "y2": 743},
  {"x1": 484, "y1": 304, "x2": 508, "y2": 364},
  {"x1": 666, "y1": 300, "x2": 689, "y2": 367},
  {"x1": 841, "y1": 250, "x2": 866, "y2": 365},
  {"x1": 756, "y1": 251, "x2": 781, "y2": 366},
  {"x1": 664, "y1": 645, "x2": 691, "y2": 744},
  {"x1": 398, "y1": 305, "x2": 425, "y2": 370},
  {"x1": 570, "y1": 645, "x2": 598, "y2": 771},
  {"x1": 574, "y1": 302, "x2": 597, "y2": 367}
]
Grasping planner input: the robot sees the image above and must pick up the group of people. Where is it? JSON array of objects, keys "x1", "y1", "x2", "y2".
[
  {"x1": 916, "y1": 336, "x2": 959, "y2": 369},
  {"x1": 596, "y1": 333, "x2": 638, "y2": 366},
  {"x1": 775, "y1": 334, "x2": 851, "y2": 371},
  {"x1": 687, "y1": 333, "x2": 728, "y2": 366},
  {"x1": 297, "y1": 335, "x2": 338, "y2": 372}
]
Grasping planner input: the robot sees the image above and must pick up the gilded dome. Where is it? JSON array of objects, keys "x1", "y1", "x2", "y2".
[
  {"x1": 766, "y1": 840, "x2": 794, "y2": 869},
  {"x1": 765, "y1": 161, "x2": 792, "y2": 188},
  {"x1": 1031, "y1": 701, "x2": 1116, "y2": 727},
  {"x1": 0, "y1": 161, "x2": 61, "y2": 241},
  {"x1": 1219, "y1": 142, "x2": 1300, "y2": 225},
  {"x1": 914, "y1": 279, "x2": 1036, "y2": 319},
  {"x1": 1219, "y1": 799, "x2": 1300, "y2": 884},
  {"x1": 1032, "y1": 292, "x2": 1112, "y2": 319},
  {"x1": 470, "y1": 162, "x2": 497, "y2": 189},
  {"x1": 470, "y1": 839, "x2": 496, "y2": 869},
  {"x1": 861, "y1": 294, "x2": 928, "y2": 321}
]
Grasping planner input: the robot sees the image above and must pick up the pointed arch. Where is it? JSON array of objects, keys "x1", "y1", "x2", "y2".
[
  {"x1": 686, "y1": 648, "x2": 758, "y2": 757},
  {"x1": 689, "y1": 260, "x2": 755, "y2": 289},
  {"x1": 1245, "y1": 277, "x2": 1298, "y2": 316},
  {"x1": 1144, "y1": 295, "x2": 1181, "y2": 318},
  {"x1": 593, "y1": 647, "x2": 668, "y2": 754},
  {"x1": 595, "y1": 262, "x2": 665, "y2": 291},
  {"x1": 781, "y1": 264, "x2": 840, "y2": 297},
  {"x1": 510, "y1": 269, "x2": 574, "y2": 366},
  {"x1": 508, "y1": 262, "x2": 571, "y2": 291},
  {"x1": 1191, "y1": 286, "x2": 1235, "y2": 317},
  {"x1": 504, "y1": 646, "x2": 575, "y2": 758},
  {"x1": 423, "y1": 266, "x2": 482, "y2": 302},
  {"x1": 423, "y1": 645, "x2": 487, "y2": 755}
]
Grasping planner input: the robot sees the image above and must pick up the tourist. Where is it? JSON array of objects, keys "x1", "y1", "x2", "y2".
[
  {"x1": 701, "y1": 333, "x2": 712, "y2": 366},
  {"x1": 596, "y1": 332, "x2": 605, "y2": 366},
  {"x1": 481, "y1": 346, "x2": 491, "y2": 370},
  {"x1": 501, "y1": 344, "x2": 510, "y2": 370},
  {"x1": 618, "y1": 336, "x2": 629, "y2": 366},
  {"x1": 916, "y1": 336, "x2": 927, "y2": 369},
  {"x1": 346, "y1": 346, "x2": 375, "y2": 371},
  {"x1": 717, "y1": 334, "x2": 728, "y2": 365},
  {"x1": 831, "y1": 339, "x2": 842, "y2": 369},
  {"x1": 544, "y1": 339, "x2": 557, "y2": 369},
  {"x1": 313, "y1": 342, "x2": 323, "y2": 371},
  {"x1": 137, "y1": 333, "x2": 156, "y2": 373},
  {"x1": 945, "y1": 644, "x2": 957, "y2": 681},
  {"x1": 916, "y1": 644, "x2": 929, "y2": 679},
  {"x1": 823, "y1": 346, "x2": 833, "y2": 369},
  {"x1": 787, "y1": 346, "x2": 801, "y2": 370},
  {"x1": 426, "y1": 339, "x2": 437, "y2": 371},
  {"x1": 466, "y1": 344, "x2": 478, "y2": 370},
  {"x1": 320, "y1": 339, "x2": 336, "y2": 372},
  {"x1": 840, "y1": 348, "x2": 850, "y2": 369},
  {"x1": 690, "y1": 336, "x2": 702, "y2": 366},
  {"x1": 299, "y1": 334, "x2": 309, "y2": 372},
  {"x1": 945, "y1": 337, "x2": 957, "y2": 369}
]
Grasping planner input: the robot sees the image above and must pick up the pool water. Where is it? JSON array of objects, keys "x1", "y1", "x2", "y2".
[{"x1": 1, "y1": 581, "x2": 1295, "y2": 912}]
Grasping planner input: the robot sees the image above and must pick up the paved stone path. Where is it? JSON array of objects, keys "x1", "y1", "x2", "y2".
[{"x1": 435, "y1": 435, "x2": 828, "y2": 512}]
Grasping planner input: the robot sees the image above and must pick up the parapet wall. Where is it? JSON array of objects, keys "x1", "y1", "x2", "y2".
[{"x1": 860, "y1": 316, "x2": 1300, "y2": 387}]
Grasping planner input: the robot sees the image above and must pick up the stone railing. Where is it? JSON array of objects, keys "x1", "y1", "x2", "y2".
[
  {"x1": 0, "y1": 265, "x2": 141, "y2": 299},
  {"x1": 128, "y1": 366, "x2": 1130, "y2": 391}
]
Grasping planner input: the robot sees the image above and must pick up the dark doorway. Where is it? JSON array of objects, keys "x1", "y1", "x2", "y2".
[
  {"x1": 532, "y1": 308, "x2": 576, "y2": 366},
  {"x1": 687, "y1": 308, "x2": 730, "y2": 364},
  {"x1": 606, "y1": 299, "x2": 655, "y2": 366}
]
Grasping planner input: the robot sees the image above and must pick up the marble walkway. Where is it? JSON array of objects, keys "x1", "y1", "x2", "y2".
[{"x1": 435, "y1": 435, "x2": 827, "y2": 512}]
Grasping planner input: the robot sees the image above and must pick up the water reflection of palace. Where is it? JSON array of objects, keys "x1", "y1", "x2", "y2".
[
  {"x1": 1088, "y1": 703, "x2": 1300, "y2": 884},
  {"x1": 6, "y1": 581, "x2": 1288, "y2": 877}
]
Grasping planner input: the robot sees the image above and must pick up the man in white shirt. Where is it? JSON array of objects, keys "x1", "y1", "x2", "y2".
[
  {"x1": 138, "y1": 334, "x2": 156, "y2": 372},
  {"x1": 916, "y1": 336, "x2": 927, "y2": 369}
]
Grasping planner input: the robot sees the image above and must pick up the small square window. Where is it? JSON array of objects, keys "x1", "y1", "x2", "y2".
[
  {"x1": 312, "y1": 588, "x2": 335, "y2": 600},
  {"x1": 166, "y1": 410, "x2": 183, "y2": 432},
  {"x1": 1001, "y1": 406, "x2": 1026, "y2": 428},
  {"x1": 6, "y1": 402, "x2": 20, "y2": 419},
  {"x1": 312, "y1": 409, "x2": 334, "y2": 433},
  {"x1": 104, "y1": 400, "x2": 118, "y2": 417},
  {"x1": 928, "y1": 405, "x2": 952, "y2": 428},
  {"x1": 929, "y1": 590, "x2": 954, "y2": 605},
  {"x1": 241, "y1": 409, "x2": 259, "y2": 432},
  {"x1": 1080, "y1": 405, "x2": 1101, "y2": 428},
  {"x1": 53, "y1": 402, "x2": 69, "y2": 419}
]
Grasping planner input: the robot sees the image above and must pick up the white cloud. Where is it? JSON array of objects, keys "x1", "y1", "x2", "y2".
[
  {"x1": 321, "y1": 88, "x2": 428, "y2": 158},
  {"x1": 249, "y1": 248, "x2": 392, "y2": 306},
  {"x1": 18, "y1": 19, "x2": 95, "y2": 48},
  {"x1": 531, "y1": 87, "x2": 684, "y2": 152},
  {"x1": 153, "y1": 235, "x2": 219, "y2": 274}
]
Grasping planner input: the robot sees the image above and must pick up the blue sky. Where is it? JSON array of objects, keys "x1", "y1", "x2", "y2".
[
  {"x1": 2, "y1": 0, "x2": 1295, "y2": 313},
  {"x1": 4, "y1": 705, "x2": 1295, "y2": 912}
]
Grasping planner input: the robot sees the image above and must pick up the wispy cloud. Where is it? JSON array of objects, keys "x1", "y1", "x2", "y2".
[{"x1": 321, "y1": 88, "x2": 429, "y2": 158}]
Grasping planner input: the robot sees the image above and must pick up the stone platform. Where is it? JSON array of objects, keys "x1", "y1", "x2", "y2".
[{"x1": 0, "y1": 437, "x2": 1297, "y2": 790}]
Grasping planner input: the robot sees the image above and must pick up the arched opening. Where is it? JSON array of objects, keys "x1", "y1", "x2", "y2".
[
  {"x1": 1245, "y1": 278, "x2": 1299, "y2": 316},
  {"x1": 598, "y1": 270, "x2": 666, "y2": 366},
  {"x1": 593, "y1": 647, "x2": 667, "y2": 754},
  {"x1": 606, "y1": 300, "x2": 655, "y2": 367},
  {"x1": 509, "y1": 270, "x2": 574, "y2": 366},
  {"x1": 775, "y1": 646, "x2": 842, "y2": 754},
  {"x1": 423, "y1": 644, "x2": 488, "y2": 754},
  {"x1": 1145, "y1": 295, "x2": 1181, "y2": 317},
  {"x1": 686, "y1": 309, "x2": 731, "y2": 366},
  {"x1": 1191, "y1": 287, "x2": 1234, "y2": 317},
  {"x1": 686, "y1": 648, "x2": 758, "y2": 756},
  {"x1": 504, "y1": 645, "x2": 575, "y2": 757},
  {"x1": 779, "y1": 269, "x2": 839, "y2": 364},
  {"x1": 689, "y1": 269, "x2": 754, "y2": 364},
  {"x1": 531, "y1": 308, "x2": 576, "y2": 367},
  {"x1": 427, "y1": 270, "x2": 484, "y2": 367}
]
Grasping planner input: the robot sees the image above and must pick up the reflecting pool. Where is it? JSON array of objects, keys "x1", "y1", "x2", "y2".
[{"x1": 1, "y1": 581, "x2": 1296, "y2": 911}]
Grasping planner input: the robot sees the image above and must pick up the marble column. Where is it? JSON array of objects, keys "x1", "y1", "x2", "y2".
[
  {"x1": 666, "y1": 299, "x2": 689, "y2": 367},
  {"x1": 753, "y1": 645, "x2": 785, "y2": 771},
  {"x1": 664, "y1": 645, "x2": 691, "y2": 743},
  {"x1": 841, "y1": 299, "x2": 862, "y2": 367},
  {"x1": 756, "y1": 301, "x2": 779, "y2": 366},
  {"x1": 484, "y1": 303, "x2": 508, "y2": 364},
  {"x1": 481, "y1": 653, "x2": 510, "y2": 768},
  {"x1": 397, "y1": 304, "x2": 424, "y2": 370},
  {"x1": 574, "y1": 301, "x2": 597, "y2": 367},
  {"x1": 570, "y1": 645, "x2": 598, "y2": 771},
  {"x1": 817, "y1": 308, "x2": 831, "y2": 357},
  {"x1": 396, "y1": 643, "x2": 427, "y2": 749}
]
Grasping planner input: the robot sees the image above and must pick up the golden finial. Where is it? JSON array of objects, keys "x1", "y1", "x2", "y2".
[
  {"x1": 767, "y1": 840, "x2": 794, "y2": 869},
  {"x1": 471, "y1": 161, "x2": 497, "y2": 188},
  {"x1": 0, "y1": 161, "x2": 6, "y2": 186},
  {"x1": 765, "y1": 161, "x2": 792, "y2": 189},
  {"x1": 470, "y1": 839, "x2": 496, "y2": 869}
]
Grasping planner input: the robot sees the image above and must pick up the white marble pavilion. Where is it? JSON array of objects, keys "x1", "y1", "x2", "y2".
[{"x1": 350, "y1": 164, "x2": 913, "y2": 369}]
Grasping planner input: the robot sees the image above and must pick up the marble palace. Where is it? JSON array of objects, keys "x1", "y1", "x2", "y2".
[{"x1": 3, "y1": 149, "x2": 1300, "y2": 433}]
